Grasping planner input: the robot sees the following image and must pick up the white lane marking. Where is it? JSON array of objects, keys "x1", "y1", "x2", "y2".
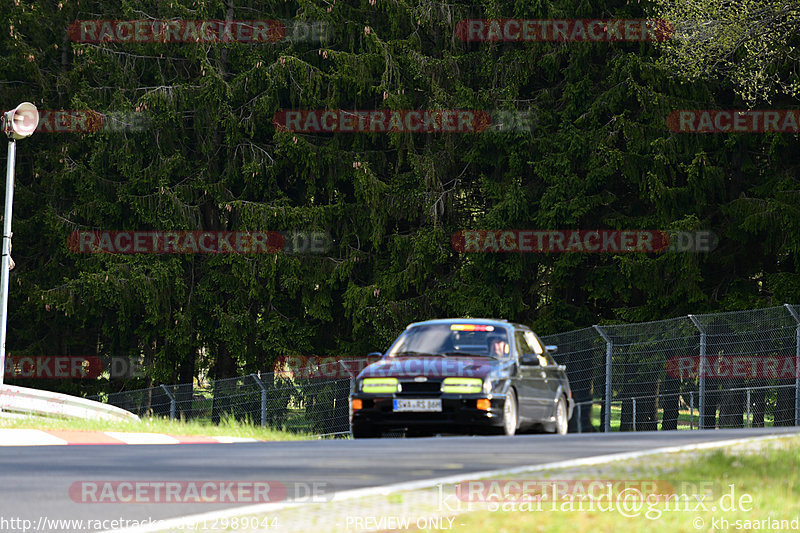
[
  {"x1": 0, "y1": 429, "x2": 68, "y2": 446},
  {"x1": 104, "y1": 432, "x2": 181, "y2": 445},
  {"x1": 101, "y1": 431, "x2": 800, "y2": 533}
]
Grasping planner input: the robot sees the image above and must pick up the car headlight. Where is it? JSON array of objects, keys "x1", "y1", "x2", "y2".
[
  {"x1": 441, "y1": 377, "x2": 483, "y2": 394},
  {"x1": 361, "y1": 377, "x2": 399, "y2": 393}
]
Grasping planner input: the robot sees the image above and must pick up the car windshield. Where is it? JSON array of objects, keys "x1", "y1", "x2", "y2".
[{"x1": 385, "y1": 324, "x2": 510, "y2": 359}]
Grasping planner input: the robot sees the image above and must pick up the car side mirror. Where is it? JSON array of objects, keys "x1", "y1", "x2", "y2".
[
  {"x1": 520, "y1": 353, "x2": 540, "y2": 366},
  {"x1": 545, "y1": 345, "x2": 558, "y2": 354},
  {"x1": 368, "y1": 352, "x2": 383, "y2": 359}
]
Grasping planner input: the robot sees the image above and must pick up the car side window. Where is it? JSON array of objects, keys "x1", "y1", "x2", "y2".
[
  {"x1": 523, "y1": 330, "x2": 543, "y2": 354},
  {"x1": 515, "y1": 331, "x2": 533, "y2": 356},
  {"x1": 520, "y1": 330, "x2": 549, "y2": 365}
]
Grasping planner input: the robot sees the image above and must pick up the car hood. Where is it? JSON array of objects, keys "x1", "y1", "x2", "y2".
[{"x1": 358, "y1": 357, "x2": 497, "y2": 379}]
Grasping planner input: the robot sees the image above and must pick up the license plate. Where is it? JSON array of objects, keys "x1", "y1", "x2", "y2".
[{"x1": 393, "y1": 399, "x2": 442, "y2": 412}]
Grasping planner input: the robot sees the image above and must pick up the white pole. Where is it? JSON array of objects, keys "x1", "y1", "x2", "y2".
[{"x1": 0, "y1": 138, "x2": 16, "y2": 386}]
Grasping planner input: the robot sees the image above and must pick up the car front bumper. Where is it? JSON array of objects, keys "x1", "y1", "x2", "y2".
[{"x1": 350, "y1": 394, "x2": 508, "y2": 432}]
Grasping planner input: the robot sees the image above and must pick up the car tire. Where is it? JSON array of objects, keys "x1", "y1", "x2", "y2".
[
  {"x1": 351, "y1": 424, "x2": 380, "y2": 439},
  {"x1": 502, "y1": 390, "x2": 518, "y2": 436},
  {"x1": 552, "y1": 396, "x2": 568, "y2": 435}
]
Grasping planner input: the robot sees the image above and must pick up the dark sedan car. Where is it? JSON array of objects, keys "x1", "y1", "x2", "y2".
[{"x1": 349, "y1": 319, "x2": 574, "y2": 438}]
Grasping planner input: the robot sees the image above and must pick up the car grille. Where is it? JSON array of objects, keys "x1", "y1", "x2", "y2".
[{"x1": 398, "y1": 381, "x2": 442, "y2": 394}]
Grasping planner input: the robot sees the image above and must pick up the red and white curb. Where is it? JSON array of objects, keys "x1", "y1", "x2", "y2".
[{"x1": 0, "y1": 428, "x2": 258, "y2": 446}]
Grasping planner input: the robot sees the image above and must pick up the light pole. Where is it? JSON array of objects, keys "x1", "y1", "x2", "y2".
[{"x1": 0, "y1": 102, "x2": 38, "y2": 386}]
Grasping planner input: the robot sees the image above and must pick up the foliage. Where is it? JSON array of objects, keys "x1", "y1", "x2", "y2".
[{"x1": 0, "y1": 0, "x2": 798, "y2": 396}]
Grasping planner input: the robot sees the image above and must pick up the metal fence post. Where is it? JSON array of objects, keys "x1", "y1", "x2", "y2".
[
  {"x1": 689, "y1": 391, "x2": 694, "y2": 429},
  {"x1": 160, "y1": 384, "x2": 176, "y2": 420},
  {"x1": 688, "y1": 315, "x2": 706, "y2": 430},
  {"x1": 577, "y1": 403, "x2": 582, "y2": 433},
  {"x1": 339, "y1": 361, "x2": 357, "y2": 438},
  {"x1": 251, "y1": 373, "x2": 268, "y2": 427},
  {"x1": 784, "y1": 304, "x2": 800, "y2": 427},
  {"x1": 339, "y1": 360, "x2": 356, "y2": 395},
  {"x1": 746, "y1": 388, "x2": 751, "y2": 428},
  {"x1": 593, "y1": 325, "x2": 612, "y2": 433},
  {"x1": 632, "y1": 398, "x2": 637, "y2": 432}
]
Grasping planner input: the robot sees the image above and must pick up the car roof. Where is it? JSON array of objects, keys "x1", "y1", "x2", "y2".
[{"x1": 405, "y1": 318, "x2": 519, "y2": 330}]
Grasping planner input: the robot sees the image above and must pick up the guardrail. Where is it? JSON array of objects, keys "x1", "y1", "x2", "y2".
[{"x1": 0, "y1": 385, "x2": 140, "y2": 422}]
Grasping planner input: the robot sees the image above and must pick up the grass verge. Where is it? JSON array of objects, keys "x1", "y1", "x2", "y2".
[
  {"x1": 415, "y1": 436, "x2": 800, "y2": 532},
  {"x1": 0, "y1": 413, "x2": 315, "y2": 441}
]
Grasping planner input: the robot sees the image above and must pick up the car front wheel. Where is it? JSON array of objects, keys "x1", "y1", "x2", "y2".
[
  {"x1": 502, "y1": 390, "x2": 518, "y2": 436},
  {"x1": 552, "y1": 396, "x2": 568, "y2": 435}
]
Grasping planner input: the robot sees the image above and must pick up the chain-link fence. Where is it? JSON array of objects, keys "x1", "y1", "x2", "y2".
[
  {"x1": 542, "y1": 304, "x2": 800, "y2": 433},
  {"x1": 91, "y1": 305, "x2": 800, "y2": 436},
  {"x1": 90, "y1": 360, "x2": 358, "y2": 437}
]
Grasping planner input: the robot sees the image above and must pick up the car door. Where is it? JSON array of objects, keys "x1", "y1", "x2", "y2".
[
  {"x1": 538, "y1": 347, "x2": 564, "y2": 419},
  {"x1": 515, "y1": 330, "x2": 550, "y2": 421}
]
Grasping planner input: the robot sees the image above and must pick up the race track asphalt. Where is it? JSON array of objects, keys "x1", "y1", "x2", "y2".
[{"x1": 1, "y1": 427, "x2": 798, "y2": 532}]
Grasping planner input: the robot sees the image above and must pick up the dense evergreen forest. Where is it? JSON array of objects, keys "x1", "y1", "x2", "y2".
[{"x1": 1, "y1": 0, "x2": 798, "y2": 396}]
